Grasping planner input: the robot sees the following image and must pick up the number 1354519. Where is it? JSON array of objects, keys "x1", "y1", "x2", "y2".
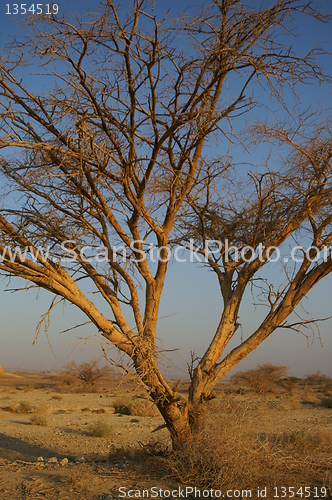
[{"x1": 6, "y1": 4, "x2": 58, "y2": 15}]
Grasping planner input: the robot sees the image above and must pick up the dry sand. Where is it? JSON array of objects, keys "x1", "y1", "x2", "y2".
[{"x1": 0, "y1": 370, "x2": 331, "y2": 499}]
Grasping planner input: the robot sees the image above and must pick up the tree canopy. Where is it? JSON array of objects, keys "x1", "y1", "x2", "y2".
[{"x1": 0, "y1": 0, "x2": 331, "y2": 447}]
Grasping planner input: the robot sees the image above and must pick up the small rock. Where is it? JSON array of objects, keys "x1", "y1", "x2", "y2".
[
  {"x1": 48, "y1": 457, "x2": 58, "y2": 463},
  {"x1": 37, "y1": 457, "x2": 44, "y2": 462},
  {"x1": 60, "y1": 458, "x2": 68, "y2": 466},
  {"x1": 75, "y1": 456, "x2": 85, "y2": 463}
]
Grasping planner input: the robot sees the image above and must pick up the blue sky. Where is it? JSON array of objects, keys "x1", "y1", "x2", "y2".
[{"x1": 0, "y1": 0, "x2": 332, "y2": 378}]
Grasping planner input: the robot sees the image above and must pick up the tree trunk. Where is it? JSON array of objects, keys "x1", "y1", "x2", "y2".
[
  {"x1": 158, "y1": 400, "x2": 192, "y2": 450},
  {"x1": 133, "y1": 348, "x2": 208, "y2": 449},
  {"x1": 157, "y1": 399, "x2": 208, "y2": 450}
]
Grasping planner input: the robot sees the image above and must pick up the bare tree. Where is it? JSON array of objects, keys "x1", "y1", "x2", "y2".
[{"x1": 0, "y1": 0, "x2": 331, "y2": 448}]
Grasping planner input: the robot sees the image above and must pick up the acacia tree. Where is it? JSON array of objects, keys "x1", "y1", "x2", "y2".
[{"x1": 0, "y1": 0, "x2": 332, "y2": 448}]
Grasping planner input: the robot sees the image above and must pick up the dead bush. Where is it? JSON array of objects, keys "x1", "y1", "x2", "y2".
[
  {"x1": 320, "y1": 396, "x2": 332, "y2": 409},
  {"x1": 281, "y1": 376, "x2": 301, "y2": 394},
  {"x1": 232, "y1": 364, "x2": 288, "y2": 393},
  {"x1": 128, "y1": 400, "x2": 160, "y2": 417},
  {"x1": 160, "y1": 415, "x2": 331, "y2": 491},
  {"x1": 304, "y1": 372, "x2": 332, "y2": 389},
  {"x1": 2, "y1": 404, "x2": 18, "y2": 413},
  {"x1": 4, "y1": 401, "x2": 34, "y2": 414},
  {"x1": 35, "y1": 403, "x2": 49, "y2": 414},
  {"x1": 277, "y1": 429, "x2": 332, "y2": 454},
  {"x1": 90, "y1": 420, "x2": 112, "y2": 437},
  {"x1": 283, "y1": 399, "x2": 302, "y2": 411},
  {"x1": 63, "y1": 359, "x2": 104, "y2": 385},
  {"x1": 57, "y1": 372, "x2": 77, "y2": 388},
  {"x1": 65, "y1": 469, "x2": 93, "y2": 488},
  {"x1": 112, "y1": 397, "x2": 160, "y2": 417},
  {"x1": 112, "y1": 397, "x2": 131, "y2": 414},
  {"x1": 50, "y1": 394, "x2": 63, "y2": 401},
  {"x1": 30, "y1": 414, "x2": 48, "y2": 426},
  {"x1": 57, "y1": 359, "x2": 114, "y2": 392},
  {"x1": 18, "y1": 401, "x2": 33, "y2": 413}
]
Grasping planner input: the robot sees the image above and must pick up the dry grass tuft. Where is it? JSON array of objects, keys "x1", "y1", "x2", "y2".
[
  {"x1": 90, "y1": 420, "x2": 112, "y2": 437},
  {"x1": 282, "y1": 398, "x2": 302, "y2": 411},
  {"x1": 35, "y1": 403, "x2": 49, "y2": 414},
  {"x1": 159, "y1": 402, "x2": 332, "y2": 492},
  {"x1": 2, "y1": 404, "x2": 19, "y2": 413},
  {"x1": 17, "y1": 401, "x2": 33, "y2": 413},
  {"x1": 276, "y1": 428, "x2": 332, "y2": 454},
  {"x1": 281, "y1": 376, "x2": 301, "y2": 394},
  {"x1": 3, "y1": 401, "x2": 34, "y2": 414},
  {"x1": 320, "y1": 396, "x2": 332, "y2": 408},
  {"x1": 30, "y1": 414, "x2": 48, "y2": 426},
  {"x1": 50, "y1": 394, "x2": 63, "y2": 401},
  {"x1": 304, "y1": 372, "x2": 332, "y2": 389},
  {"x1": 128, "y1": 399, "x2": 160, "y2": 417},
  {"x1": 56, "y1": 372, "x2": 77, "y2": 388},
  {"x1": 112, "y1": 397, "x2": 160, "y2": 417},
  {"x1": 65, "y1": 470, "x2": 93, "y2": 487},
  {"x1": 112, "y1": 397, "x2": 131, "y2": 414}
]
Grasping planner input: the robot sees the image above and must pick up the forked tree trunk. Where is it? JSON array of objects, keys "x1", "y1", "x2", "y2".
[
  {"x1": 133, "y1": 349, "x2": 208, "y2": 449},
  {"x1": 157, "y1": 400, "x2": 192, "y2": 450},
  {"x1": 157, "y1": 399, "x2": 208, "y2": 450}
]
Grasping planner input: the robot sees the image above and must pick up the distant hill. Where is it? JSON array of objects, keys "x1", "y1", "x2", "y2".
[{"x1": 0, "y1": 366, "x2": 21, "y2": 377}]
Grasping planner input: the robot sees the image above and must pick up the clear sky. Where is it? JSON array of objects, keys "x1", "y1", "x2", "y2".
[{"x1": 0, "y1": 0, "x2": 332, "y2": 378}]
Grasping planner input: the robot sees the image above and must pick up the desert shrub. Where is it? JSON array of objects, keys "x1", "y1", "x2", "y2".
[
  {"x1": 64, "y1": 359, "x2": 103, "y2": 385},
  {"x1": 304, "y1": 372, "x2": 332, "y2": 388},
  {"x1": 281, "y1": 430, "x2": 316, "y2": 453},
  {"x1": 283, "y1": 399, "x2": 302, "y2": 411},
  {"x1": 232, "y1": 364, "x2": 288, "y2": 393},
  {"x1": 112, "y1": 397, "x2": 131, "y2": 414},
  {"x1": 60, "y1": 359, "x2": 114, "y2": 390},
  {"x1": 17, "y1": 401, "x2": 33, "y2": 413},
  {"x1": 277, "y1": 429, "x2": 332, "y2": 454},
  {"x1": 207, "y1": 398, "x2": 222, "y2": 413},
  {"x1": 35, "y1": 403, "x2": 49, "y2": 414},
  {"x1": 90, "y1": 420, "x2": 112, "y2": 437},
  {"x1": 128, "y1": 400, "x2": 160, "y2": 417},
  {"x1": 65, "y1": 470, "x2": 92, "y2": 487},
  {"x1": 281, "y1": 376, "x2": 300, "y2": 394},
  {"x1": 57, "y1": 372, "x2": 77, "y2": 387},
  {"x1": 315, "y1": 429, "x2": 332, "y2": 451},
  {"x1": 112, "y1": 397, "x2": 160, "y2": 417},
  {"x1": 30, "y1": 415, "x2": 48, "y2": 426},
  {"x1": 320, "y1": 396, "x2": 332, "y2": 408},
  {"x1": 160, "y1": 415, "x2": 331, "y2": 491},
  {"x1": 2, "y1": 404, "x2": 18, "y2": 413}
]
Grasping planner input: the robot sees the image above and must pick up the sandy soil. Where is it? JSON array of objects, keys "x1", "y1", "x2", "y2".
[{"x1": 0, "y1": 370, "x2": 331, "y2": 499}]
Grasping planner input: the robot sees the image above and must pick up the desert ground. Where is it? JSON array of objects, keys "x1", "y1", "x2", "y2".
[{"x1": 0, "y1": 364, "x2": 331, "y2": 500}]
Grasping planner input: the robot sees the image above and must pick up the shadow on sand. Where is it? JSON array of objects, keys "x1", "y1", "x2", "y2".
[{"x1": 0, "y1": 432, "x2": 65, "y2": 462}]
